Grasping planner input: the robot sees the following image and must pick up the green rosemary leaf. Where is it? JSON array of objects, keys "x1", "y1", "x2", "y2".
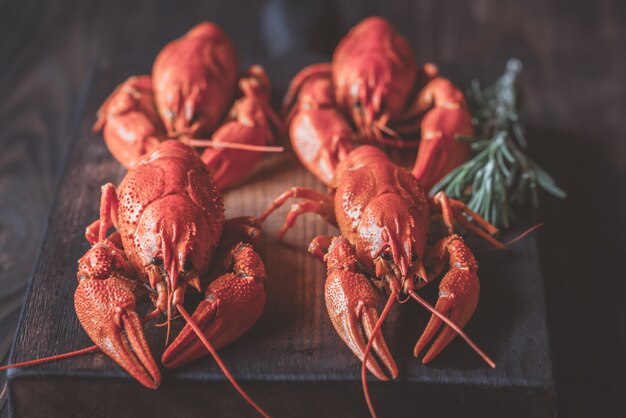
[
  {"x1": 500, "y1": 137, "x2": 517, "y2": 163},
  {"x1": 429, "y1": 58, "x2": 566, "y2": 228},
  {"x1": 530, "y1": 160, "x2": 568, "y2": 198},
  {"x1": 495, "y1": 148, "x2": 512, "y2": 179},
  {"x1": 471, "y1": 139, "x2": 490, "y2": 152}
]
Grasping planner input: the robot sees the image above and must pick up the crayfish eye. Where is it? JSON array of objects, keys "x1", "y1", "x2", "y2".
[
  {"x1": 411, "y1": 253, "x2": 418, "y2": 262},
  {"x1": 151, "y1": 256, "x2": 163, "y2": 267},
  {"x1": 381, "y1": 252, "x2": 393, "y2": 262}
]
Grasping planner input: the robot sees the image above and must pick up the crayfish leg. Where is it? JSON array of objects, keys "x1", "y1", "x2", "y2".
[
  {"x1": 258, "y1": 186, "x2": 336, "y2": 239},
  {"x1": 432, "y1": 191, "x2": 505, "y2": 249},
  {"x1": 308, "y1": 235, "x2": 333, "y2": 261},
  {"x1": 85, "y1": 183, "x2": 119, "y2": 245}
]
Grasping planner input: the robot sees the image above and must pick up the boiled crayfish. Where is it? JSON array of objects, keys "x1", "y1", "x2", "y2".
[
  {"x1": 93, "y1": 22, "x2": 283, "y2": 190},
  {"x1": 259, "y1": 145, "x2": 503, "y2": 415},
  {"x1": 284, "y1": 16, "x2": 473, "y2": 191},
  {"x1": 2, "y1": 141, "x2": 270, "y2": 416},
  {"x1": 267, "y1": 16, "x2": 502, "y2": 416}
]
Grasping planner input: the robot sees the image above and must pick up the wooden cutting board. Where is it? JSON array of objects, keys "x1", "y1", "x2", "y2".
[{"x1": 6, "y1": 56, "x2": 555, "y2": 418}]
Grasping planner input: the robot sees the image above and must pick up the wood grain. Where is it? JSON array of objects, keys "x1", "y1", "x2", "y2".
[
  {"x1": 1, "y1": 0, "x2": 625, "y2": 416},
  {"x1": 0, "y1": 0, "x2": 98, "y2": 361}
]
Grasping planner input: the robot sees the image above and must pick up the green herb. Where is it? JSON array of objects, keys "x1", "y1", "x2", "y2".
[{"x1": 431, "y1": 59, "x2": 566, "y2": 228}]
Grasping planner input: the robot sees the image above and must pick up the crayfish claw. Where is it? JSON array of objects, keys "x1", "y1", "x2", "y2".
[
  {"x1": 360, "y1": 304, "x2": 398, "y2": 379},
  {"x1": 75, "y1": 276, "x2": 161, "y2": 389},
  {"x1": 162, "y1": 243, "x2": 266, "y2": 368},
  {"x1": 325, "y1": 269, "x2": 398, "y2": 381},
  {"x1": 413, "y1": 268, "x2": 479, "y2": 364},
  {"x1": 161, "y1": 293, "x2": 219, "y2": 368}
]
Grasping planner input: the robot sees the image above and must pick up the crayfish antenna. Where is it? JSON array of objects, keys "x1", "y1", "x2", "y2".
[
  {"x1": 176, "y1": 304, "x2": 271, "y2": 418},
  {"x1": 505, "y1": 223, "x2": 543, "y2": 246},
  {"x1": 185, "y1": 139, "x2": 284, "y2": 153},
  {"x1": 361, "y1": 288, "x2": 398, "y2": 418},
  {"x1": 0, "y1": 346, "x2": 99, "y2": 372},
  {"x1": 165, "y1": 292, "x2": 172, "y2": 346},
  {"x1": 498, "y1": 223, "x2": 543, "y2": 248},
  {"x1": 408, "y1": 290, "x2": 495, "y2": 368},
  {"x1": 475, "y1": 223, "x2": 544, "y2": 254},
  {"x1": 372, "y1": 120, "x2": 421, "y2": 149}
]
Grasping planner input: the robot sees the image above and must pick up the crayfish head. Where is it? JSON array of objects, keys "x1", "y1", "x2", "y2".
[
  {"x1": 356, "y1": 193, "x2": 428, "y2": 293},
  {"x1": 152, "y1": 22, "x2": 238, "y2": 137},
  {"x1": 133, "y1": 196, "x2": 220, "y2": 306},
  {"x1": 133, "y1": 200, "x2": 218, "y2": 344},
  {"x1": 332, "y1": 17, "x2": 417, "y2": 139},
  {"x1": 341, "y1": 61, "x2": 391, "y2": 135}
]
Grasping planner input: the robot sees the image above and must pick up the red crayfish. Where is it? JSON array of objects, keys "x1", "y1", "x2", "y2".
[
  {"x1": 284, "y1": 16, "x2": 473, "y2": 191},
  {"x1": 2, "y1": 141, "x2": 271, "y2": 416},
  {"x1": 260, "y1": 16, "x2": 504, "y2": 416},
  {"x1": 93, "y1": 22, "x2": 283, "y2": 190},
  {"x1": 259, "y1": 145, "x2": 503, "y2": 416}
]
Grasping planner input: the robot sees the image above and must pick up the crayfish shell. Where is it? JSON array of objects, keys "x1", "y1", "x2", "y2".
[
  {"x1": 152, "y1": 22, "x2": 239, "y2": 137},
  {"x1": 332, "y1": 16, "x2": 417, "y2": 124}
]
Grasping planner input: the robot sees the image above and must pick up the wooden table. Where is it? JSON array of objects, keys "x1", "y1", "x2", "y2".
[{"x1": 1, "y1": 1, "x2": 625, "y2": 417}]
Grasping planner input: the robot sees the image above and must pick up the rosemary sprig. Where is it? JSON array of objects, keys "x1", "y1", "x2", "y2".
[{"x1": 431, "y1": 59, "x2": 566, "y2": 228}]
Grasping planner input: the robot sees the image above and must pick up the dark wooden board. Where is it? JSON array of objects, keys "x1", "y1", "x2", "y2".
[{"x1": 1, "y1": 0, "x2": 625, "y2": 417}]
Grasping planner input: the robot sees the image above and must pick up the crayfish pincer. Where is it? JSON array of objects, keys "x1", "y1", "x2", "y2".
[{"x1": 259, "y1": 145, "x2": 503, "y2": 416}]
